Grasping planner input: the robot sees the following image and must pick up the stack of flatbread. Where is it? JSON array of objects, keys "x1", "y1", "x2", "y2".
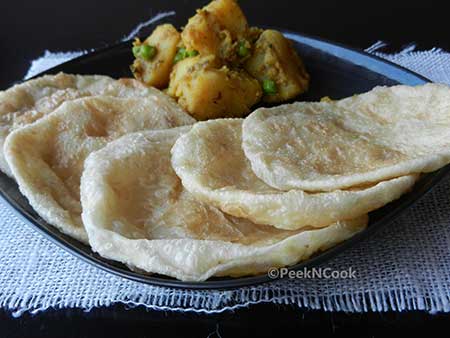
[{"x1": 2, "y1": 73, "x2": 450, "y2": 281}]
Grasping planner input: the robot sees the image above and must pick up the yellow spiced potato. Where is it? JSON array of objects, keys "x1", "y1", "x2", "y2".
[
  {"x1": 168, "y1": 55, "x2": 262, "y2": 120},
  {"x1": 245, "y1": 29, "x2": 310, "y2": 102},
  {"x1": 205, "y1": 0, "x2": 248, "y2": 38},
  {"x1": 181, "y1": 10, "x2": 221, "y2": 56},
  {"x1": 130, "y1": 0, "x2": 310, "y2": 119},
  {"x1": 131, "y1": 24, "x2": 181, "y2": 88},
  {"x1": 181, "y1": 0, "x2": 248, "y2": 62}
]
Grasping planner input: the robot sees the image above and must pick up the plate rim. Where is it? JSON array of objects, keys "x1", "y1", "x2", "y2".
[{"x1": 2, "y1": 30, "x2": 439, "y2": 290}]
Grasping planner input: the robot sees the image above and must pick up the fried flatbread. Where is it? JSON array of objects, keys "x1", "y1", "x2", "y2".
[
  {"x1": 0, "y1": 72, "x2": 186, "y2": 176},
  {"x1": 171, "y1": 119, "x2": 415, "y2": 230},
  {"x1": 81, "y1": 127, "x2": 367, "y2": 281},
  {"x1": 4, "y1": 96, "x2": 194, "y2": 243},
  {"x1": 242, "y1": 84, "x2": 450, "y2": 191}
]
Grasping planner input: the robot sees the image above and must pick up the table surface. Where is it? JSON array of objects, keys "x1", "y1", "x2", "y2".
[{"x1": 1, "y1": 0, "x2": 449, "y2": 336}]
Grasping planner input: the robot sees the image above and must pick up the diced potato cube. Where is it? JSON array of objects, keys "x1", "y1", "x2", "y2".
[
  {"x1": 168, "y1": 55, "x2": 261, "y2": 120},
  {"x1": 131, "y1": 24, "x2": 181, "y2": 88},
  {"x1": 205, "y1": 0, "x2": 248, "y2": 38},
  {"x1": 244, "y1": 29, "x2": 310, "y2": 102},
  {"x1": 181, "y1": 10, "x2": 221, "y2": 56},
  {"x1": 181, "y1": 0, "x2": 248, "y2": 56}
]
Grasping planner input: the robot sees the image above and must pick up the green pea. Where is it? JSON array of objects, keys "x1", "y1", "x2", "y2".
[
  {"x1": 132, "y1": 45, "x2": 141, "y2": 58},
  {"x1": 263, "y1": 79, "x2": 277, "y2": 95},
  {"x1": 140, "y1": 45, "x2": 156, "y2": 60},
  {"x1": 174, "y1": 47, "x2": 187, "y2": 63},
  {"x1": 187, "y1": 50, "x2": 199, "y2": 57},
  {"x1": 173, "y1": 52, "x2": 184, "y2": 63},
  {"x1": 237, "y1": 41, "x2": 249, "y2": 57}
]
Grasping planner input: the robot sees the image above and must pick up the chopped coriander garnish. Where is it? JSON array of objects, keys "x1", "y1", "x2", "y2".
[{"x1": 263, "y1": 79, "x2": 277, "y2": 95}]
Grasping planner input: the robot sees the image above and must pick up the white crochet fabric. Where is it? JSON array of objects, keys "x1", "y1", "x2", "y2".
[{"x1": 2, "y1": 29, "x2": 450, "y2": 316}]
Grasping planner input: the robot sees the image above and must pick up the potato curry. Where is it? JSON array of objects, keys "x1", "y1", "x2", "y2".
[{"x1": 131, "y1": 0, "x2": 310, "y2": 120}]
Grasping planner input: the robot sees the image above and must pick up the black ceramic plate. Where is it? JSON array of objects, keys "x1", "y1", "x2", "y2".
[{"x1": 0, "y1": 31, "x2": 440, "y2": 290}]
